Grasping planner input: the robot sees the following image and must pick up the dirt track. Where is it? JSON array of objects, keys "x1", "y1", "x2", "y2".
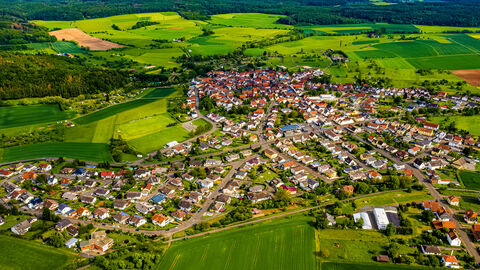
[
  {"x1": 452, "y1": 69, "x2": 480, "y2": 86},
  {"x1": 50, "y1": 28, "x2": 123, "y2": 51}
]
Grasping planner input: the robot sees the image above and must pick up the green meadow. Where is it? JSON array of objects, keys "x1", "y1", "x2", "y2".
[
  {"x1": 52, "y1": 41, "x2": 84, "y2": 54},
  {"x1": 0, "y1": 235, "x2": 75, "y2": 270},
  {"x1": 0, "y1": 104, "x2": 74, "y2": 129},
  {"x1": 430, "y1": 115, "x2": 480, "y2": 136},
  {"x1": 459, "y1": 171, "x2": 480, "y2": 190},
  {"x1": 209, "y1": 13, "x2": 293, "y2": 29},
  {"x1": 158, "y1": 215, "x2": 317, "y2": 270},
  {"x1": 0, "y1": 142, "x2": 112, "y2": 162}
]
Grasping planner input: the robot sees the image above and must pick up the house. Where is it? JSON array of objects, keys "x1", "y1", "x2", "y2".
[
  {"x1": 38, "y1": 163, "x2": 52, "y2": 171},
  {"x1": 56, "y1": 204, "x2": 72, "y2": 215},
  {"x1": 376, "y1": 255, "x2": 389, "y2": 263},
  {"x1": 441, "y1": 254, "x2": 459, "y2": 268},
  {"x1": 65, "y1": 238, "x2": 78, "y2": 248},
  {"x1": 27, "y1": 196, "x2": 43, "y2": 209},
  {"x1": 93, "y1": 208, "x2": 110, "y2": 220},
  {"x1": 447, "y1": 196, "x2": 459, "y2": 206},
  {"x1": 472, "y1": 224, "x2": 480, "y2": 241},
  {"x1": 322, "y1": 213, "x2": 336, "y2": 226},
  {"x1": 432, "y1": 220, "x2": 456, "y2": 230},
  {"x1": 464, "y1": 209, "x2": 477, "y2": 224},
  {"x1": 55, "y1": 219, "x2": 73, "y2": 231},
  {"x1": 408, "y1": 146, "x2": 420, "y2": 156},
  {"x1": 80, "y1": 195, "x2": 97, "y2": 205},
  {"x1": 152, "y1": 213, "x2": 170, "y2": 227},
  {"x1": 113, "y1": 200, "x2": 130, "y2": 210},
  {"x1": 171, "y1": 210, "x2": 186, "y2": 221},
  {"x1": 150, "y1": 194, "x2": 167, "y2": 204},
  {"x1": 247, "y1": 192, "x2": 272, "y2": 203},
  {"x1": 11, "y1": 220, "x2": 32, "y2": 235},
  {"x1": 67, "y1": 225, "x2": 79, "y2": 237},
  {"x1": 82, "y1": 231, "x2": 114, "y2": 252},
  {"x1": 413, "y1": 158, "x2": 425, "y2": 169},
  {"x1": 264, "y1": 149, "x2": 277, "y2": 159},
  {"x1": 178, "y1": 197, "x2": 194, "y2": 211},
  {"x1": 113, "y1": 212, "x2": 129, "y2": 224},
  {"x1": 421, "y1": 245, "x2": 441, "y2": 255},
  {"x1": 44, "y1": 199, "x2": 58, "y2": 211},
  {"x1": 126, "y1": 191, "x2": 142, "y2": 201},
  {"x1": 135, "y1": 202, "x2": 154, "y2": 215},
  {"x1": 128, "y1": 215, "x2": 147, "y2": 227},
  {"x1": 342, "y1": 185, "x2": 354, "y2": 195},
  {"x1": 446, "y1": 231, "x2": 461, "y2": 246}
]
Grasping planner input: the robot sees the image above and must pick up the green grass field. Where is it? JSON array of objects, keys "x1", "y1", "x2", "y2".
[
  {"x1": 459, "y1": 171, "x2": 480, "y2": 190},
  {"x1": 52, "y1": 41, "x2": 84, "y2": 54},
  {"x1": 128, "y1": 125, "x2": 190, "y2": 153},
  {"x1": 0, "y1": 142, "x2": 112, "y2": 162},
  {"x1": 0, "y1": 104, "x2": 74, "y2": 129},
  {"x1": 209, "y1": 13, "x2": 292, "y2": 29},
  {"x1": 353, "y1": 190, "x2": 433, "y2": 208},
  {"x1": 430, "y1": 115, "x2": 480, "y2": 136},
  {"x1": 0, "y1": 235, "x2": 75, "y2": 270},
  {"x1": 300, "y1": 23, "x2": 418, "y2": 35},
  {"x1": 74, "y1": 98, "x2": 156, "y2": 125},
  {"x1": 158, "y1": 215, "x2": 316, "y2": 270},
  {"x1": 320, "y1": 262, "x2": 434, "y2": 270}
]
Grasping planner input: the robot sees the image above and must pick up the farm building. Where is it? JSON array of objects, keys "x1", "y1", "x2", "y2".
[{"x1": 374, "y1": 208, "x2": 389, "y2": 230}]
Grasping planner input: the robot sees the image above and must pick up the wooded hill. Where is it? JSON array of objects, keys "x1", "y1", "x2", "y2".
[
  {"x1": 0, "y1": 53, "x2": 129, "y2": 99},
  {"x1": 2, "y1": 0, "x2": 480, "y2": 27}
]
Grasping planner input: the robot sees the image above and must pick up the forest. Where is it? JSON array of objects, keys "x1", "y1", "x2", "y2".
[
  {"x1": 1, "y1": 0, "x2": 480, "y2": 27},
  {"x1": 0, "y1": 53, "x2": 129, "y2": 99}
]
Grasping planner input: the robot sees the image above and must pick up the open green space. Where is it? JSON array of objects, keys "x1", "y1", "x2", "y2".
[
  {"x1": 0, "y1": 104, "x2": 74, "y2": 129},
  {"x1": 459, "y1": 171, "x2": 480, "y2": 190},
  {"x1": 299, "y1": 23, "x2": 418, "y2": 35},
  {"x1": 320, "y1": 262, "x2": 434, "y2": 270},
  {"x1": 52, "y1": 41, "x2": 84, "y2": 54},
  {"x1": 158, "y1": 215, "x2": 316, "y2": 270},
  {"x1": 0, "y1": 235, "x2": 75, "y2": 270},
  {"x1": 429, "y1": 115, "x2": 480, "y2": 136},
  {"x1": 0, "y1": 142, "x2": 112, "y2": 162},
  {"x1": 142, "y1": 87, "x2": 177, "y2": 98},
  {"x1": 209, "y1": 13, "x2": 292, "y2": 29},
  {"x1": 74, "y1": 98, "x2": 156, "y2": 125},
  {"x1": 128, "y1": 125, "x2": 190, "y2": 153},
  {"x1": 353, "y1": 190, "x2": 432, "y2": 208}
]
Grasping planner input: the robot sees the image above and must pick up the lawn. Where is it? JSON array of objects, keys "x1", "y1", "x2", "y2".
[
  {"x1": 1, "y1": 142, "x2": 112, "y2": 162},
  {"x1": 157, "y1": 215, "x2": 316, "y2": 270},
  {"x1": 0, "y1": 104, "x2": 74, "y2": 129},
  {"x1": 430, "y1": 115, "x2": 480, "y2": 136},
  {"x1": 353, "y1": 190, "x2": 433, "y2": 208},
  {"x1": 0, "y1": 235, "x2": 75, "y2": 270},
  {"x1": 459, "y1": 171, "x2": 480, "y2": 190}
]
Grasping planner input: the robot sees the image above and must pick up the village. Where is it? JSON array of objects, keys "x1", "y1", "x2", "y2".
[{"x1": 1, "y1": 68, "x2": 480, "y2": 267}]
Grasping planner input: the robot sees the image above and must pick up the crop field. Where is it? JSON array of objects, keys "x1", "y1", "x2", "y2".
[
  {"x1": 300, "y1": 23, "x2": 418, "y2": 35},
  {"x1": 158, "y1": 215, "x2": 316, "y2": 270},
  {"x1": 0, "y1": 142, "x2": 112, "y2": 162},
  {"x1": 459, "y1": 171, "x2": 480, "y2": 190},
  {"x1": 74, "y1": 98, "x2": 156, "y2": 125},
  {"x1": 452, "y1": 69, "x2": 480, "y2": 86},
  {"x1": 320, "y1": 262, "x2": 434, "y2": 270},
  {"x1": 353, "y1": 190, "x2": 433, "y2": 208},
  {"x1": 128, "y1": 125, "x2": 190, "y2": 153},
  {"x1": 430, "y1": 115, "x2": 480, "y2": 136},
  {"x1": 52, "y1": 41, "x2": 84, "y2": 54},
  {"x1": 209, "y1": 13, "x2": 292, "y2": 29},
  {"x1": 142, "y1": 87, "x2": 177, "y2": 98},
  {"x1": 50, "y1": 28, "x2": 124, "y2": 51},
  {"x1": 416, "y1": 25, "x2": 480, "y2": 33},
  {"x1": 0, "y1": 235, "x2": 75, "y2": 270},
  {"x1": 0, "y1": 104, "x2": 74, "y2": 129}
]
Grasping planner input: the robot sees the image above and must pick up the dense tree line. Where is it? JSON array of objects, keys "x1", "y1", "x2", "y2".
[
  {"x1": 3, "y1": 0, "x2": 480, "y2": 27},
  {"x1": 0, "y1": 53, "x2": 129, "y2": 99}
]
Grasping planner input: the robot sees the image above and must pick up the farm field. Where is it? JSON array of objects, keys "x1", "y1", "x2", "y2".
[
  {"x1": 0, "y1": 142, "x2": 112, "y2": 162},
  {"x1": 52, "y1": 41, "x2": 84, "y2": 54},
  {"x1": 429, "y1": 115, "x2": 480, "y2": 136},
  {"x1": 319, "y1": 262, "x2": 434, "y2": 270},
  {"x1": 0, "y1": 235, "x2": 75, "y2": 270},
  {"x1": 208, "y1": 13, "x2": 292, "y2": 29},
  {"x1": 459, "y1": 171, "x2": 480, "y2": 190},
  {"x1": 451, "y1": 69, "x2": 480, "y2": 86},
  {"x1": 299, "y1": 23, "x2": 419, "y2": 35},
  {"x1": 157, "y1": 215, "x2": 316, "y2": 270},
  {"x1": 50, "y1": 28, "x2": 124, "y2": 50},
  {"x1": 0, "y1": 104, "x2": 74, "y2": 129},
  {"x1": 353, "y1": 190, "x2": 433, "y2": 208}
]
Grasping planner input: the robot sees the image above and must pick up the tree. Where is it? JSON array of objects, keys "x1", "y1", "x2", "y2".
[
  {"x1": 385, "y1": 222, "x2": 396, "y2": 236},
  {"x1": 275, "y1": 188, "x2": 291, "y2": 203},
  {"x1": 315, "y1": 217, "x2": 329, "y2": 229},
  {"x1": 421, "y1": 210, "x2": 435, "y2": 223}
]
